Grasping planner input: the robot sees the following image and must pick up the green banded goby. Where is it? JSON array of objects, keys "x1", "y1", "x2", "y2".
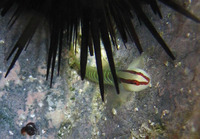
[{"x1": 69, "y1": 51, "x2": 151, "y2": 92}]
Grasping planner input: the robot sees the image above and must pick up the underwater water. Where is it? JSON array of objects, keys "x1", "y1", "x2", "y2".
[{"x1": 0, "y1": 1, "x2": 200, "y2": 138}]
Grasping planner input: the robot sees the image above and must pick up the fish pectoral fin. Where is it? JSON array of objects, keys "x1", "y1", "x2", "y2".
[{"x1": 127, "y1": 52, "x2": 147, "y2": 70}]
